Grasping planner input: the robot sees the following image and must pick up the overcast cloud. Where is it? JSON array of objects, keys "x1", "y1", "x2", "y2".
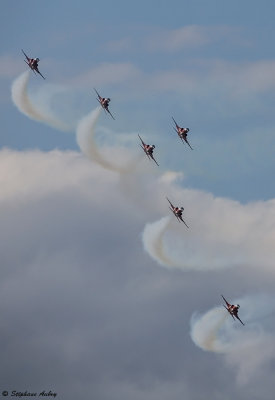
[{"x1": 0, "y1": 148, "x2": 274, "y2": 400}]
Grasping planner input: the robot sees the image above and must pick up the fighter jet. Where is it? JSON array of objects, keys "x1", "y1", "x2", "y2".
[
  {"x1": 138, "y1": 134, "x2": 159, "y2": 166},
  {"x1": 167, "y1": 197, "x2": 189, "y2": 228},
  {"x1": 172, "y1": 117, "x2": 193, "y2": 149},
  {"x1": 94, "y1": 88, "x2": 115, "y2": 120},
  {"x1": 21, "y1": 49, "x2": 45, "y2": 80},
  {"x1": 221, "y1": 295, "x2": 245, "y2": 325}
]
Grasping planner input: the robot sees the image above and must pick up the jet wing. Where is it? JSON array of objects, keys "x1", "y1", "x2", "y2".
[
  {"x1": 221, "y1": 295, "x2": 231, "y2": 308},
  {"x1": 178, "y1": 214, "x2": 189, "y2": 228},
  {"x1": 106, "y1": 107, "x2": 115, "y2": 120},
  {"x1": 172, "y1": 117, "x2": 180, "y2": 130},
  {"x1": 149, "y1": 153, "x2": 159, "y2": 166},
  {"x1": 35, "y1": 67, "x2": 45, "y2": 80},
  {"x1": 235, "y1": 315, "x2": 245, "y2": 326},
  {"x1": 166, "y1": 197, "x2": 175, "y2": 210},
  {"x1": 93, "y1": 88, "x2": 102, "y2": 100},
  {"x1": 184, "y1": 137, "x2": 193, "y2": 150},
  {"x1": 21, "y1": 49, "x2": 30, "y2": 62},
  {"x1": 138, "y1": 134, "x2": 146, "y2": 148}
]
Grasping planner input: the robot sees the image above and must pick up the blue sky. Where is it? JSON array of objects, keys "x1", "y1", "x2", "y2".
[
  {"x1": 1, "y1": 2, "x2": 275, "y2": 400},
  {"x1": 1, "y1": 1, "x2": 275, "y2": 201}
]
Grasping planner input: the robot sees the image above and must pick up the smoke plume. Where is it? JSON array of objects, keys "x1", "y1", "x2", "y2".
[
  {"x1": 141, "y1": 191, "x2": 275, "y2": 272},
  {"x1": 190, "y1": 295, "x2": 275, "y2": 385},
  {"x1": 76, "y1": 106, "x2": 139, "y2": 173},
  {"x1": 142, "y1": 216, "x2": 176, "y2": 267},
  {"x1": 11, "y1": 71, "x2": 70, "y2": 131}
]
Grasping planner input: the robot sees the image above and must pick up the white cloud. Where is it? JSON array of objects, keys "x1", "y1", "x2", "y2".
[
  {"x1": 203, "y1": 59, "x2": 275, "y2": 95},
  {"x1": 70, "y1": 62, "x2": 141, "y2": 87},
  {"x1": 0, "y1": 148, "x2": 193, "y2": 399},
  {"x1": 146, "y1": 25, "x2": 244, "y2": 52},
  {"x1": 0, "y1": 148, "x2": 275, "y2": 399},
  {"x1": 0, "y1": 149, "x2": 97, "y2": 202},
  {"x1": 147, "y1": 58, "x2": 275, "y2": 97},
  {"x1": 61, "y1": 57, "x2": 275, "y2": 116},
  {"x1": 147, "y1": 25, "x2": 210, "y2": 52}
]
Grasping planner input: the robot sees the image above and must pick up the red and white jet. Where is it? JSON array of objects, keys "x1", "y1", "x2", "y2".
[
  {"x1": 166, "y1": 197, "x2": 189, "y2": 228},
  {"x1": 172, "y1": 117, "x2": 193, "y2": 150},
  {"x1": 94, "y1": 88, "x2": 115, "y2": 120},
  {"x1": 138, "y1": 134, "x2": 159, "y2": 166},
  {"x1": 21, "y1": 49, "x2": 45, "y2": 80},
  {"x1": 221, "y1": 295, "x2": 245, "y2": 326}
]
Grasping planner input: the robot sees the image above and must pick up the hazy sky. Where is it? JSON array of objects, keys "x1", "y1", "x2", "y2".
[{"x1": 1, "y1": 1, "x2": 275, "y2": 399}]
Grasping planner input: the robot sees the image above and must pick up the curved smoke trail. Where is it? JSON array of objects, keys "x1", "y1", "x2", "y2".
[
  {"x1": 141, "y1": 191, "x2": 275, "y2": 272},
  {"x1": 142, "y1": 215, "x2": 201, "y2": 270},
  {"x1": 190, "y1": 295, "x2": 275, "y2": 384},
  {"x1": 11, "y1": 72, "x2": 142, "y2": 174},
  {"x1": 142, "y1": 216, "x2": 176, "y2": 267},
  {"x1": 190, "y1": 307, "x2": 229, "y2": 352},
  {"x1": 76, "y1": 106, "x2": 139, "y2": 173},
  {"x1": 11, "y1": 71, "x2": 70, "y2": 131}
]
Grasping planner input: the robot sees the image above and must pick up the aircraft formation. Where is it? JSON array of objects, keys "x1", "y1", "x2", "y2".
[{"x1": 21, "y1": 50, "x2": 246, "y2": 326}]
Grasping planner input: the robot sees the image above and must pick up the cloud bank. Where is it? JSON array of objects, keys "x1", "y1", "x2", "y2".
[{"x1": 0, "y1": 147, "x2": 275, "y2": 399}]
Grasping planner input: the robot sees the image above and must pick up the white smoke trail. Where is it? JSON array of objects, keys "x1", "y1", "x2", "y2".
[
  {"x1": 190, "y1": 307, "x2": 230, "y2": 352},
  {"x1": 142, "y1": 217, "x2": 176, "y2": 267},
  {"x1": 141, "y1": 190, "x2": 275, "y2": 272},
  {"x1": 11, "y1": 71, "x2": 148, "y2": 177},
  {"x1": 190, "y1": 295, "x2": 275, "y2": 385},
  {"x1": 142, "y1": 215, "x2": 207, "y2": 271},
  {"x1": 76, "y1": 106, "x2": 139, "y2": 173},
  {"x1": 11, "y1": 71, "x2": 70, "y2": 131},
  {"x1": 11, "y1": 71, "x2": 154, "y2": 176}
]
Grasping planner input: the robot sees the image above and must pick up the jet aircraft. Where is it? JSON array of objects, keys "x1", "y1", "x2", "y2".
[
  {"x1": 138, "y1": 134, "x2": 159, "y2": 166},
  {"x1": 221, "y1": 295, "x2": 245, "y2": 325},
  {"x1": 94, "y1": 88, "x2": 115, "y2": 120},
  {"x1": 172, "y1": 117, "x2": 193, "y2": 149},
  {"x1": 166, "y1": 197, "x2": 189, "y2": 228},
  {"x1": 21, "y1": 49, "x2": 45, "y2": 80}
]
